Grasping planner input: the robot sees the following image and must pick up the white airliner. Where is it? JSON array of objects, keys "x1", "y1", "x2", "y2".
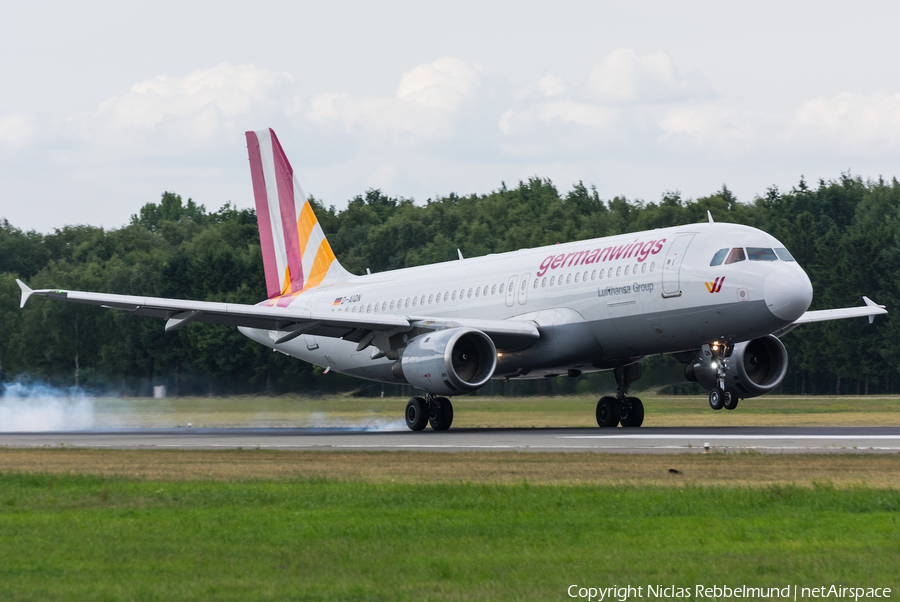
[{"x1": 17, "y1": 129, "x2": 887, "y2": 430}]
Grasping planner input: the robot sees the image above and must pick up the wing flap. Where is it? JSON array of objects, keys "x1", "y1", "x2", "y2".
[
  {"x1": 19, "y1": 283, "x2": 410, "y2": 333},
  {"x1": 17, "y1": 282, "x2": 540, "y2": 351}
]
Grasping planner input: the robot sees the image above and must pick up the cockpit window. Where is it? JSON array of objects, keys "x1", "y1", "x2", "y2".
[
  {"x1": 724, "y1": 247, "x2": 746, "y2": 264},
  {"x1": 747, "y1": 247, "x2": 778, "y2": 261},
  {"x1": 710, "y1": 248, "x2": 729, "y2": 266},
  {"x1": 774, "y1": 248, "x2": 795, "y2": 262}
]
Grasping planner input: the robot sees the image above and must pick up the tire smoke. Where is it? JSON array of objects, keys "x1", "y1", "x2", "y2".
[{"x1": 0, "y1": 381, "x2": 95, "y2": 432}]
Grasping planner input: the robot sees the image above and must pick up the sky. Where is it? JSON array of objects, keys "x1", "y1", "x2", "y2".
[{"x1": 1, "y1": 0, "x2": 899, "y2": 232}]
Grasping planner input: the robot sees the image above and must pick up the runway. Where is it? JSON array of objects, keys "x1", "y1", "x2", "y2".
[{"x1": 2, "y1": 426, "x2": 900, "y2": 453}]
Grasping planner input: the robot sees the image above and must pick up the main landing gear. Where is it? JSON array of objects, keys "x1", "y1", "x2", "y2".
[
  {"x1": 596, "y1": 363, "x2": 644, "y2": 428},
  {"x1": 405, "y1": 395, "x2": 453, "y2": 431},
  {"x1": 706, "y1": 342, "x2": 740, "y2": 411}
]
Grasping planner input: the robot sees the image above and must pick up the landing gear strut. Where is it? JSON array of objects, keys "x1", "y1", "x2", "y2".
[
  {"x1": 405, "y1": 395, "x2": 454, "y2": 431},
  {"x1": 596, "y1": 363, "x2": 644, "y2": 428},
  {"x1": 706, "y1": 342, "x2": 736, "y2": 411}
]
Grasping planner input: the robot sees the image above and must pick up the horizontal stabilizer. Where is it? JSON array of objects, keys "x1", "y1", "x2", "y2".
[{"x1": 15, "y1": 279, "x2": 33, "y2": 309}]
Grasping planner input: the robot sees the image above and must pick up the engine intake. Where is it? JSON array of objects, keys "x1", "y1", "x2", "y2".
[
  {"x1": 684, "y1": 335, "x2": 789, "y2": 399},
  {"x1": 393, "y1": 328, "x2": 497, "y2": 396}
]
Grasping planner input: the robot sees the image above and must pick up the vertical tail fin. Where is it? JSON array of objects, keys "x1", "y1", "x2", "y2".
[{"x1": 246, "y1": 128, "x2": 351, "y2": 301}]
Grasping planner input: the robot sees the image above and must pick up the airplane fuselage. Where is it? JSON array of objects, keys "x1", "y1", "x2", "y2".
[{"x1": 240, "y1": 222, "x2": 814, "y2": 384}]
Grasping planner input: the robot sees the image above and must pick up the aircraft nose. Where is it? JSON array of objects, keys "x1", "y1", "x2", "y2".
[{"x1": 764, "y1": 266, "x2": 813, "y2": 322}]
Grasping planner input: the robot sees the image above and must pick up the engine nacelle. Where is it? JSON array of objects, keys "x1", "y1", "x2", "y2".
[
  {"x1": 392, "y1": 328, "x2": 497, "y2": 396},
  {"x1": 684, "y1": 335, "x2": 789, "y2": 399}
]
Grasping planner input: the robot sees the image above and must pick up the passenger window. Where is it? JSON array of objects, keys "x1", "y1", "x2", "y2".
[
  {"x1": 412, "y1": 297, "x2": 417, "y2": 307},
  {"x1": 774, "y1": 248, "x2": 795, "y2": 261},
  {"x1": 475, "y1": 287, "x2": 480, "y2": 298},
  {"x1": 725, "y1": 248, "x2": 746, "y2": 264},
  {"x1": 390, "y1": 300, "x2": 395, "y2": 310},
  {"x1": 598, "y1": 270, "x2": 603, "y2": 280},
  {"x1": 542, "y1": 277, "x2": 547, "y2": 287},
  {"x1": 444, "y1": 292, "x2": 449, "y2": 301},
  {"x1": 649, "y1": 262, "x2": 655, "y2": 272},
  {"x1": 533, "y1": 279, "x2": 538, "y2": 289},
  {"x1": 467, "y1": 288, "x2": 473, "y2": 298},
  {"x1": 420, "y1": 295, "x2": 425, "y2": 305},
  {"x1": 624, "y1": 265, "x2": 630, "y2": 276},
  {"x1": 616, "y1": 266, "x2": 622, "y2": 277},
  {"x1": 574, "y1": 272, "x2": 580, "y2": 283},
  {"x1": 583, "y1": 271, "x2": 588, "y2": 281},
  {"x1": 566, "y1": 274, "x2": 572, "y2": 284},
  {"x1": 428, "y1": 294, "x2": 433, "y2": 304},
  {"x1": 499, "y1": 284, "x2": 505, "y2": 295},
  {"x1": 451, "y1": 291, "x2": 457, "y2": 301},
  {"x1": 550, "y1": 276, "x2": 555, "y2": 286},
  {"x1": 591, "y1": 270, "x2": 597, "y2": 280},
  {"x1": 641, "y1": 263, "x2": 647, "y2": 274},
  {"x1": 483, "y1": 285, "x2": 489, "y2": 296},
  {"x1": 607, "y1": 268, "x2": 613, "y2": 278},
  {"x1": 373, "y1": 303, "x2": 378, "y2": 313},
  {"x1": 747, "y1": 247, "x2": 778, "y2": 261},
  {"x1": 405, "y1": 298, "x2": 410, "y2": 308},
  {"x1": 491, "y1": 285, "x2": 497, "y2": 295}
]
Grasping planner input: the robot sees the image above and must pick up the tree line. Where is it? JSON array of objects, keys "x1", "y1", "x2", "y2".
[{"x1": 1, "y1": 173, "x2": 898, "y2": 397}]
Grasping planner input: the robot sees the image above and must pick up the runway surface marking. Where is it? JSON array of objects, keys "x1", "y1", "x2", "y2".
[{"x1": 560, "y1": 435, "x2": 900, "y2": 440}]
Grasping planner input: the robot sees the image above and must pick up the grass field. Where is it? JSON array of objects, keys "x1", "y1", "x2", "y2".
[
  {"x1": 3, "y1": 396, "x2": 899, "y2": 600},
  {"x1": 0, "y1": 471, "x2": 898, "y2": 601},
  {"x1": 86, "y1": 394, "x2": 900, "y2": 428}
]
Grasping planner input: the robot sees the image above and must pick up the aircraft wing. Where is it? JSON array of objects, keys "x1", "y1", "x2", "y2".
[
  {"x1": 772, "y1": 296, "x2": 887, "y2": 337},
  {"x1": 16, "y1": 280, "x2": 539, "y2": 351}
]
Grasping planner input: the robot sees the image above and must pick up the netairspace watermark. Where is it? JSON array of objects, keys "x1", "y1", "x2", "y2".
[{"x1": 567, "y1": 584, "x2": 893, "y2": 601}]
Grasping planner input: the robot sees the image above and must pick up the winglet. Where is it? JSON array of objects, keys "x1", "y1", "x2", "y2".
[
  {"x1": 16, "y1": 279, "x2": 33, "y2": 309},
  {"x1": 707, "y1": 210, "x2": 714, "y2": 224},
  {"x1": 863, "y1": 296, "x2": 886, "y2": 324}
]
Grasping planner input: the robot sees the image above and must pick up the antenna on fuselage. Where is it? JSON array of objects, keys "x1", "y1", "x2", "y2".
[
  {"x1": 458, "y1": 249, "x2": 464, "y2": 260},
  {"x1": 707, "y1": 210, "x2": 715, "y2": 224}
]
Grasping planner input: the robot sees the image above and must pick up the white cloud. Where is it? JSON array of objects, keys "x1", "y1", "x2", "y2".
[
  {"x1": 66, "y1": 63, "x2": 298, "y2": 155},
  {"x1": 537, "y1": 73, "x2": 568, "y2": 98},
  {"x1": 791, "y1": 92, "x2": 900, "y2": 155},
  {"x1": 583, "y1": 48, "x2": 712, "y2": 104},
  {"x1": 306, "y1": 57, "x2": 483, "y2": 145},
  {"x1": 0, "y1": 112, "x2": 38, "y2": 150}
]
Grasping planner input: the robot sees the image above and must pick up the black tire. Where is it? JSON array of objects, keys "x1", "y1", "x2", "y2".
[
  {"x1": 622, "y1": 397, "x2": 644, "y2": 427},
  {"x1": 429, "y1": 397, "x2": 454, "y2": 431},
  {"x1": 723, "y1": 390, "x2": 739, "y2": 411},
  {"x1": 708, "y1": 388, "x2": 725, "y2": 410},
  {"x1": 405, "y1": 397, "x2": 429, "y2": 431},
  {"x1": 596, "y1": 396, "x2": 620, "y2": 427},
  {"x1": 621, "y1": 397, "x2": 644, "y2": 427}
]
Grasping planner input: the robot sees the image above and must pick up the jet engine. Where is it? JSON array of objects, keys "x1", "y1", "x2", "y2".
[
  {"x1": 684, "y1": 335, "x2": 789, "y2": 399},
  {"x1": 391, "y1": 328, "x2": 497, "y2": 396}
]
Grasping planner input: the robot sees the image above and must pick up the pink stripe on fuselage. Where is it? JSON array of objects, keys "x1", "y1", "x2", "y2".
[
  {"x1": 269, "y1": 129, "x2": 304, "y2": 292},
  {"x1": 245, "y1": 131, "x2": 281, "y2": 299}
]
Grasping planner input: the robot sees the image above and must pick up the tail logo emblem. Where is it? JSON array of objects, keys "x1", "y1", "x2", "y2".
[{"x1": 705, "y1": 277, "x2": 725, "y2": 293}]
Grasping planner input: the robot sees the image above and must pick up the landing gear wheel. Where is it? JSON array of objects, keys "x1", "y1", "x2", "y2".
[
  {"x1": 429, "y1": 397, "x2": 454, "y2": 431},
  {"x1": 708, "y1": 388, "x2": 725, "y2": 411},
  {"x1": 723, "y1": 391, "x2": 739, "y2": 411},
  {"x1": 596, "y1": 396, "x2": 620, "y2": 428},
  {"x1": 620, "y1": 397, "x2": 644, "y2": 427},
  {"x1": 405, "y1": 397, "x2": 429, "y2": 431}
]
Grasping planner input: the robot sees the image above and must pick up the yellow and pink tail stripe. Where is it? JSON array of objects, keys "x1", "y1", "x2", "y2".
[{"x1": 245, "y1": 128, "x2": 349, "y2": 306}]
